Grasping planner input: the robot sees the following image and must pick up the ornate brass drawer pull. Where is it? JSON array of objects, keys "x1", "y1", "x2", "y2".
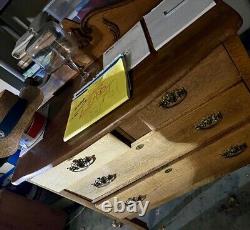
[
  {"x1": 67, "y1": 155, "x2": 96, "y2": 172},
  {"x1": 92, "y1": 174, "x2": 116, "y2": 188},
  {"x1": 125, "y1": 195, "x2": 147, "y2": 206},
  {"x1": 159, "y1": 88, "x2": 187, "y2": 108},
  {"x1": 195, "y1": 112, "x2": 223, "y2": 130},
  {"x1": 222, "y1": 143, "x2": 247, "y2": 158}
]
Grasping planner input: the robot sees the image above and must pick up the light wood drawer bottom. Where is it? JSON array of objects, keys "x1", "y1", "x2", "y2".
[
  {"x1": 96, "y1": 122, "x2": 250, "y2": 219},
  {"x1": 30, "y1": 134, "x2": 130, "y2": 192}
]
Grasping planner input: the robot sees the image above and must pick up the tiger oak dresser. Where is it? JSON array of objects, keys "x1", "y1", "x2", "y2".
[{"x1": 12, "y1": 1, "x2": 250, "y2": 229}]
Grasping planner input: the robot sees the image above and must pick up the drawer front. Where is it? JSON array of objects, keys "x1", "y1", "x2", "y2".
[
  {"x1": 144, "y1": 0, "x2": 216, "y2": 50},
  {"x1": 133, "y1": 83, "x2": 250, "y2": 148},
  {"x1": 96, "y1": 123, "x2": 250, "y2": 219},
  {"x1": 67, "y1": 84, "x2": 250, "y2": 202},
  {"x1": 30, "y1": 134, "x2": 130, "y2": 192},
  {"x1": 139, "y1": 46, "x2": 241, "y2": 129}
]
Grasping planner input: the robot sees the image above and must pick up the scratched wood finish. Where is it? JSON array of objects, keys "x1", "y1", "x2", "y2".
[
  {"x1": 138, "y1": 46, "x2": 241, "y2": 129},
  {"x1": 224, "y1": 36, "x2": 250, "y2": 90},
  {"x1": 12, "y1": 2, "x2": 242, "y2": 184},
  {"x1": 96, "y1": 122, "x2": 250, "y2": 219},
  {"x1": 66, "y1": 83, "x2": 250, "y2": 202}
]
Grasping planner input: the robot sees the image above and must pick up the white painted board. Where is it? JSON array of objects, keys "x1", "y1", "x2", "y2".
[
  {"x1": 144, "y1": 0, "x2": 216, "y2": 50},
  {"x1": 103, "y1": 22, "x2": 150, "y2": 70}
]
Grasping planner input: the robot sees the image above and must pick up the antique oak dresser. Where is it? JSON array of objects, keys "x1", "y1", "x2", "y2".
[{"x1": 11, "y1": 1, "x2": 250, "y2": 229}]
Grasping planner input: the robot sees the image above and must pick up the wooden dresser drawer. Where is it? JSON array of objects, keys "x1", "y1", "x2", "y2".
[
  {"x1": 96, "y1": 122, "x2": 250, "y2": 219},
  {"x1": 66, "y1": 84, "x2": 250, "y2": 202},
  {"x1": 30, "y1": 134, "x2": 130, "y2": 192},
  {"x1": 139, "y1": 46, "x2": 241, "y2": 129},
  {"x1": 134, "y1": 83, "x2": 250, "y2": 148}
]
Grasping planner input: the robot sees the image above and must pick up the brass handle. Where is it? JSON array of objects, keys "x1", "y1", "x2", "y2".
[
  {"x1": 92, "y1": 174, "x2": 116, "y2": 188},
  {"x1": 125, "y1": 195, "x2": 147, "y2": 206},
  {"x1": 222, "y1": 143, "x2": 247, "y2": 158},
  {"x1": 67, "y1": 155, "x2": 96, "y2": 172},
  {"x1": 195, "y1": 112, "x2": 223, "y2": 130},
  {"x1": 159, "y1": 88, "x2": 187, "y2": 108}
]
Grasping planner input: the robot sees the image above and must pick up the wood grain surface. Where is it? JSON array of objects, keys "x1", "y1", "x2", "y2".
[
  {"x1": 30, "y1": 134, "x2": 130, "y2": 193},
  {"x1": 66, "y1": 83, "x2": 250, "y2": 202},
  {"x1": 138, "y1": 46, "x2": 241, "y2": 129},
  {"x1": 12, "y1": 2, "x2": 242, "y2": 184},
  {"x1": 95, "y1": 122, "x2": 250, "y2": 219},
  {"x1": 80, "y1": 0, "x2": 161, "y2": 60},
  {"x1": 224, "y1": 36, "x2": 250, "y2": 90}
]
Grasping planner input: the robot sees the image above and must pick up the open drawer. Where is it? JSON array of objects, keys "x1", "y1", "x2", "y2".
[
  {"x1": 66, "y1": 83, "x2": 250, "y2": 203},
  {"x1": 30, "y1": 134, "x2": 130, "y2": 192},
  {"x1": 95, "y1": 122, "x2": 250, "y2": 219}
]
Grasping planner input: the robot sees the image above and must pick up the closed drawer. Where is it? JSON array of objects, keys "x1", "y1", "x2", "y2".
[
  {"x1": 139, "y1": 46, "x2": 241, "y2": 129},
  {"x1": 30, "y1": 134, "x2": 130, "y2": 192},
  {"x1": 66, "y1": 84, "x2": 250, "y2": 202},
  {"x1": 96, "y1": 122, "x2": 250, "y2": 219}
]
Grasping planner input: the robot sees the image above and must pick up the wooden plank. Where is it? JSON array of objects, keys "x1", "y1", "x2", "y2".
[
  {"x1": 12, "y1": 2, "x2": 242, "y2": 184},
  {"x1": 96, "y1": 122, "x2": 250, "y2": 219},
  {"x1": 67, "y1": 83, "x2": 250, "y2": 202},
  {"x1": 224, "y1": 35, "x2": 250, "y2": 90},
  {"x1": 30, "y1": 134, "x2": 130, "y2": 192}
]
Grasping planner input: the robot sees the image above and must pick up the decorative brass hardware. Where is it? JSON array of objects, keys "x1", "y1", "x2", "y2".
[
  {"x1": 136, "y1": 144, "x2": 144, "y2": 150},
  {"x1": 160, "y1": 88, "x2": 187, "y2": 108},
  {"x1": 222, "y1": 143, "x2": 247, "y2": 158},
  {"x1": 195, "y1": 112, "x2": 223, "y2": 130},
  {"x1": 67, "y1": 155, "x2": 96, "y2": 172},
  {"x1": 125, "y1": 195, "x2": 147, "y2": 206},
  {"x1": 92, "y1": 174, "x2": 116, "y2": 188},
  {"x1": 165, "y1": 168, "x2": 173, "y2": 173}
]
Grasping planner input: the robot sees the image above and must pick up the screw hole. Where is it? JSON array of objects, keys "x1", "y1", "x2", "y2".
[
  {"x1": 136, "y1": 144, "x2": 144, "y2": 150},
  {"x1": 165, "y1": 168, "x2": 172, "y2": 173}
]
